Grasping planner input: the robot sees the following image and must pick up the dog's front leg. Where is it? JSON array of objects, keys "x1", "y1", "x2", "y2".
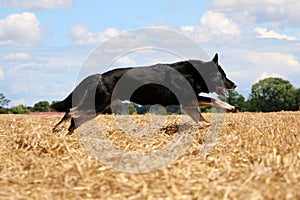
[
  {"x1": 211, "y1": 98, "x2": 235, "y2": 111},
  {"x1": 197, "y1": 96, "x2": 235, "y2": 112},
  {"x1": 182, "y1": 106, "x2": 209, "y2": 127}
]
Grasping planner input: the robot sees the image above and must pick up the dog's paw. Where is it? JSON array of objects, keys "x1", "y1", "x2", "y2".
[
  {"x1": 66, "y1": 126, "x2": 75, "y2": 135},
  {"x1": 66, "y1": 130, "x2": 74, "y2": 135},
  {"x1": 52, "y1": 126, "x2": 62, "y2": 133},
  {"x1": 226, "y1": 105, "x2": 235, "y2": 112},
  {"x1": 220, "y1": 102, "x2": 235, "y2": 112}
]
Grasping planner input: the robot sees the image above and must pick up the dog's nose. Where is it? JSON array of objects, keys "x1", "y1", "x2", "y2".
[{"x1": 233, "y1": 84, "x2": 237, "y2": 89}]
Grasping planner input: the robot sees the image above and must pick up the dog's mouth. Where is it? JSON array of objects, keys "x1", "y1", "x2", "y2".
[
  {"x1": 216, "y1": 84, "x2": 237, "y2": 98},
  {"x1": 217, "y1": 87, "x2": 227, "y2": 98}
]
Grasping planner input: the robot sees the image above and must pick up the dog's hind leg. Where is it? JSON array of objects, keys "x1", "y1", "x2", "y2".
[
  {"x1": 67, "y1": 112, "x2": 96, "y2": 134},
  {"x1": 66, "y1": 96, "x2": 112, "y2": 134},
  {"x1": 68, "y1": 117, "x2": 77, "y2": 134},
  {"x1": 53, "y1": 112, "x2": 72, "y2": 133}
]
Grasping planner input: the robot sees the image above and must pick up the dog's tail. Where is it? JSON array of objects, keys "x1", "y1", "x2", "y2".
[
  {"x1": 51, "y1": 93, "x2": 72, "y2": 112},
  {"x1": 51, "y1": 74, "x2": 102, "y2": 112}
]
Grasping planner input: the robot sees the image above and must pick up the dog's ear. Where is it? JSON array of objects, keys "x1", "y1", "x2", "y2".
[{"x1": 212, "y1": 53, "x2": 218, "y2": 64}]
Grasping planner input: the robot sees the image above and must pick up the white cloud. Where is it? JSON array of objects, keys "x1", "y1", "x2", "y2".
[
  {"x1": 180, "y1": 25, "x2": 195, "y2": 32},
  {"x1": 0, "y1": 68, "x2": 3, "y2": 79},
  {"x1": 248, "y1": 52, "x2": 300, "y2": 69},
  {"x1": 210, "y1": 0, "x2": 300, "y2": 27},
  {"x1": 0, "y1": 12, "x2": 42, "y2": 45},
  {"x1": 0, "y1": 0, "x2": 72, "y2": 10},
  {"x1": 3, "y1": 52, "x2": 32, "y2": 60},
  {"x1": 211, "y1": 47, "x2": 300, "y2": 97},
  {"x1": 70, "y1": 24, "x2": 119, "y2": 46},
  {"x1": 180, "y1": 11, "x2": 241, "y2": 43},
  {"x1": 0, "y1": 45, "x2": 92, "y2": 107},
  {"x1": 211, "y1": 0, "x2": 285, "y2": 10},
  {"x1": 243, "y1": 52, "x2": 300, "y2": 85},
  {"x1": 114, "y1": 56, "x2": 136, "y2": 67},
  {"x1": 10, "y1": 98, "x2": 26, "y2": 106},
  {"x1": 200, "y1": 11, "x2": 241, "y2": 36},
  {"x1": 254, "y1": 28, "x2": 297, "y2": 41},
  {"x1": 70, "y1": 15, "x2": 240, "y2": 49},
  {"x1": 258, "y1": 72, "x2": 284, "y2": 81}
]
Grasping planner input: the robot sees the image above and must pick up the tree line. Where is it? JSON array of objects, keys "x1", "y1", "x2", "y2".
[
  {"x1": 226, "y1": 77, "x2": 300, "y2": 112},
  {"x1": 0, "y1": 99, "x2": 59, "y2": 114},
  {"x1": 1, "y1": 77, "x2": 299, "y2": 114}
]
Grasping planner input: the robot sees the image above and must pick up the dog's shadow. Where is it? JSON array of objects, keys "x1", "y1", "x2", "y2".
[{"x1": 160, "y1": 121, "x2": 209, "y2": 135}]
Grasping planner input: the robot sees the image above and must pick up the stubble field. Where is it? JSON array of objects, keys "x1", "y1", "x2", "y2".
[{"x1": 0, "y1": 112, "x2": 299, "y2": 199}]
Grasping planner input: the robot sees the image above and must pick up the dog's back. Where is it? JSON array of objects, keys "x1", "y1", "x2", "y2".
[{"x1": 51, "y1": 54, "x2": 236, "y2": 133}]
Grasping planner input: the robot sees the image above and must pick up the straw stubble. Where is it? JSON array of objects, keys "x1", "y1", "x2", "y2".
[{"x1": 0, "y1": 112, "x2": 299, "y2": 199}]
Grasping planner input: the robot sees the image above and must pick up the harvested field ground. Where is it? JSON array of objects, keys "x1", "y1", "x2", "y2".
[{"x1": 0, "y1": 112, "x2": 300, "y2": 199}]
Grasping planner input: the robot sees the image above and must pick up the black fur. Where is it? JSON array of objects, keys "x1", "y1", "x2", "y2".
[{"x1": 51, "y1": 53, "x2": 236, "y2": 134}]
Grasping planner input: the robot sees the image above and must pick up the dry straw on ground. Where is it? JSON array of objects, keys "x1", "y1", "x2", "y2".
[{"x1": 0, "y1": 112, "x2": 299, "y2": 199}]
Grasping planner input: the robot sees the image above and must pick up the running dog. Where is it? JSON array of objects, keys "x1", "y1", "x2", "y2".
[{"x1": 51, "y1": 53, "x2": 236, "y2": 134}]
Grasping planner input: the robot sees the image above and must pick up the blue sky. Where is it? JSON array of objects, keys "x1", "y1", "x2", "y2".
[{"x1": 0, "y1": 0, "x2": 300, "y2": 106}]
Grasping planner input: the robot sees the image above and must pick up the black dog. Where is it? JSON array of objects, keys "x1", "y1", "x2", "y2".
[{"x1": 51, "y1": 53, "x2": 236, "y2": 134}]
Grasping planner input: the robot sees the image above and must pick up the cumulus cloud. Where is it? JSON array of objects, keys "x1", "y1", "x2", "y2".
[
  {"x1": 210, "y1": 0, "x2": 300, "y2": 27},
  {"x1": 114, "y1": 56, "x2": 136, "y2": 67},
  {"x1": 3, "y1": 52, "x2": 32, "y2": 60},
  {"x1": 180, "y1": 11, "x2": 241, "y2": 43},
  {"x1": 0, "y1": 0, "x2": 72, "y2": 10},
  {"x1": 0, "y1": 12, "x2": 42, "y2": 45},
  {"x1": 254, "y1": 28, "x2": 297, "y2": 40},
  {"x1": 211, "y1": 0, "x2": 285, "y2": 10},
  {"x1": 248, "y1": 52, "x2": 300, "y2": 68},
  {"x1": 70, "y1": 24, "x2": 119, "y2": 46},
  {"x1": 200, "y1": 11, "x2": 241, "y2": 36},
  {"x1": 244, "y1": 52, "x2": 300, "y2": 84},
  {"x1": 70, "y1": 12, "x2": 240, "y2": 46},
  {"x1": 258, "y1": 72, "x2": 284, "y2": 81}
]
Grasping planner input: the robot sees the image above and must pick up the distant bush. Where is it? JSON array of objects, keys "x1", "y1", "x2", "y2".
[
  {"x1": 10, "y1": 105, "x2": 30, "y2": 114},
  {"x1": 33, "y1": 101, "x2": 50, "y2": 112},
  {"x1": 0, "y1": 107, "x2": 11, "y2": 114}
]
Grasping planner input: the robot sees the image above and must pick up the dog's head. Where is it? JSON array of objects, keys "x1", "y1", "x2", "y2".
[
  {"x1": 211, "y1": 53, "x2": 236, "y2": 97},
  {"x1": 192, "y1": 53, "x2": 236, "y2": 97}
]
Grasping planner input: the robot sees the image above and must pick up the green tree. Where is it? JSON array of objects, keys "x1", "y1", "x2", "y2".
[
  {"x1": 149, "y1": 105, "x2": 168, "y2": 115},
  {"x1": 166, "y1": 105, "x2": 181, "y2": 114},
  {"x1": 136, "y1": 105, "x2": 150, "y2": 114},
  {"x1": 226, "y1": 91, "x2": 246, "y2": 111},
  {"x1": 0, "y1": 93, "x2": 10, "y2": 107},
  {"x1": 0, "y1": 107, "x2": 11, "y2": 114},
  {"x1": 33, "y1": 101, "x2": 50, "y2": 112},
  {"x1": 249, "y1": 77, "x2": 297, "y2": 112},
  {"x1": 294, "y1": 88, "x2": 300, "y2": 110},
  {"x1": 10, "y1": 105, "x2": 30, "y2": 114}
]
